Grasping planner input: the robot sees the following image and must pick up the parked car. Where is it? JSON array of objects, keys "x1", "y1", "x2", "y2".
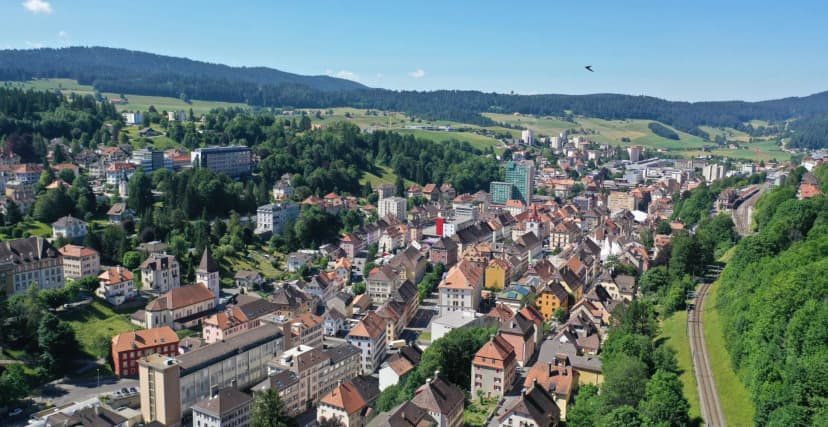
[
  {"x1": 9, "y1": 408, "x2": 23, "y2": 417},
  {"x1": 129, "y1": 387, "x2": 138, "y2": 394}
]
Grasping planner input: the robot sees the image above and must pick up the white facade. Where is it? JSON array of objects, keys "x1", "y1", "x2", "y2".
[
  {"x1": 52, "y1": 216, "x2": 88, "y2": 241},
  {"x1": 122, "y1": 112, "x2": 144, "y2": 125},
  {"x1": 703, "y1": 164, "x2": 726, "y2": 182},
  {"x1": 141, "y1": 253, "x2": 181, "y2": 293},
  {"x1": 255, "y1": 203, "x2": 300, "y2": 234},
  {"x1": 438, "y1": 286, "x2": 480, "y2": 315},
  {"x1": 378, "y1": 196, "x2": 407, "y2": 222},
  {"x1": 521, "y1": 129, "x2": 534, "y2": 145}
]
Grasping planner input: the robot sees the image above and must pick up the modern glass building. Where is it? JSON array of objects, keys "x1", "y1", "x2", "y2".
[
  {"x1": 490, "y1": 181, "x2": 513, "y2": 205},
  {"x1": 504, "y1": 160, "x2": 534, "y2": 203}
]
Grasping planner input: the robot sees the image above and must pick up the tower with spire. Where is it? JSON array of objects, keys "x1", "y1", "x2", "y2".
[{"x1": 196, "y1": 246, "x2": 220, "y2": 304}]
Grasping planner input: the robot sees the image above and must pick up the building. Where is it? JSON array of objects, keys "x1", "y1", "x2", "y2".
[
  {"x1": 252, "y1": 370, "x2": 303, "y2": 416},
  {"x1": 524, "y1": 356, "x2": 575, "y2": 421},
  {"x1": 497, "y1": 384, "x2": 561, "y2": 427},
  {"x1": 112, "y1": 326, "x2": 179, "y2": 377},
  {"x1": 607, "y1": 191, "x2": 635, "y2": 213},
  {"x1": 139, "y1": 324, "x2": 285, "y2": 424},
  {"x1": 191, "y1": 146, "x2": 252, "y2": 178},
  {"x1": 410, "y1": 372, "x2": 465, "y2": 427},
  {"x1": 168, "y1": 111, "x2": 188, "y2": 121},
  {"x1": 346, "y1": 311, "x2": 387, "y2": 374},
  {"x1": 429, "y1": 237, "x2": 458, "y2": 268},
  {"x1": 122, "y1": 111, "x2": 144, "y2": 125},
  {"x1": 627, "y1": 145, "x2": 643, "y2": 163},
  {"x1": 192, "y1": 388, "x2": 252, "y2": 427},
  {"x1": 537, "y1": 281, "x2": 570, "y2": 322},
  {"x1": 438, "y1": 259, "x2": 484, "y2": 314},
  {"x1": 499, "y1": 311, "x2": 537, "y2": 367},
  {"x1": 145, "y1": 284, "x2": 216, "y2": 330},
  {"x1": 202, "y1": 295, "x2": 277, "y2": 344},
  {"x1": 366, "y1": 264, "x2": 401, "y2": 304},
  {"x1": 471, "y1": 334, "x2": 517, "y2": 399},
  {"x1": 58, "y1": 244, "x2": 100, "y2": 280},
  {"x1": 284, "y1": 312, "x2": 325, "y2": 349},
  {"x1": 703, "y1": 163, "x2": 726, "y2": 182},
  {"x1": 521, "y1": 129, "x2": 535, "y2": 145},
  {"x1": 388, "y1": 245, "x2": 428, "y2": 284},
  {"x1": 485, "y1": 258, "x2": 513, "y2": 291},
  {"x1": 105, "y1": 162, "x2": 137, "y2": 186},
  {"x1": 98, "y1": 266, "x2": 137, "y2": 306},
  {"x1": 255, "y1": 203, "x2": 300, "y2": 235},
  {"x1": 107, "y1": 202, "x2": 134, "y2": 224},
  {"x1": 141, "y1": 253, "x2": 181, "y2": 293},
  {"x1": 490, "y1": 181, "x2": 513, "y2": 205},
  {"x1": 131, "y1": 147, "x2": 172, "y2": 173},
  {"x1": 378, "y1": 196, "x2": 407, "y2": 222},
  {"x1": 316, "y1": 379, "x2": 374, "y2": 427},
  {"x1": 51, "y1": 215, "x2": 88, "y2": 242},
  {"x1": 379, "y1": 345, "x2": 422, "y2": 391},
  {"x1": 505, "y1": 161, "x2": 535, "y2": 203},
  {"x1": 196, "y1": 247, "x2": 221, "y2": 304},
  {"x1": 0, "y1": 237, "x2": 64, "y2": 295}
]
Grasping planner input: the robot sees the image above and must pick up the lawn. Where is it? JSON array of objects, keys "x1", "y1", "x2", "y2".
[
  {"x1": 660, "y1": 310, "x2": 701, "y2": 423},
  {"x1": 58, "y1": 301, "x2": 138, "y2": 359},
  {"x1": 703, "y1": 279, "x2": 755, "y2": 425},
  {"x1": 464, "y1": 397, "x2": 499, "y2": 426},
  {"x1": 359, "y1": 164, "x2": 416, "y2": 188},
  {"x1": 222, "y1": 248, "x2": 283, "y2": 280}
]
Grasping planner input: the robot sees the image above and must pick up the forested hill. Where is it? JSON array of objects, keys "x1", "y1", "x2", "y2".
[
  {"x1": 0, "y1": 47, "x2": 367, "y2": 92},
  {"x1": 3, "y1": 47, "x2": 828, "y2": 139}
]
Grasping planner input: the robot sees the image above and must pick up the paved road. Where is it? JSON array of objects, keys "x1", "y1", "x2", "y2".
[
  {"x1": 689, "y1": 281, "x2": 726, "y2": 427},
  {"x1": 35, "y1": 376, "x2": 139, "y2": 407}
]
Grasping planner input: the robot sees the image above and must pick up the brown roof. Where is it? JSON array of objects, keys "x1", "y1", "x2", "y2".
[
  {"x1": 438, "y1": 259, "x2": 483, "y2": 290},
  {"x1": 498, "y1": 385, "x2": 560, "y2": 425},
  {"x1": 146, "y1": 284, "x2": 215, "y2": 312},
  {"x1": 59, "y1": 244, "x2": 98, "y2": 258},
  {"x1": 111, "y1": 326, "x2": 178, "y2": 354},
  {"x1": 320, "y1": 381, "x2": 367, "y2": 415},
  {"x1": 486, "y1": 303, "x2": 515, "y2": 321},
  {"x1": 524, "y1": 361, "x2": 575, "y2": 397},
  {"x1": 386, "y1": 345, "x2": 422, "y2": 376},
  {"x1": 473, "y1": 334, "x2": 515, "y2": 369},
  {"x1": 204, "y1": 307, "x2": 249, "y2": 330},
  {"x1": 99, "y1": 266, "x2": 133, "y2": 285},
  {"x1": 348, "y1": 311, "x2": 386, "y2": 339}
]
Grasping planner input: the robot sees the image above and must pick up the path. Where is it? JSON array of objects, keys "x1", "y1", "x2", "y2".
[{"x1": 689, "y1": 281, "x2": 726, "y2": 427}]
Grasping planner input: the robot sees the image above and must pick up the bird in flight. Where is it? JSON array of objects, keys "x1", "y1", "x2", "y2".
[{"x1": 585, "y1": 65, "x2": 594, "y2": 72}]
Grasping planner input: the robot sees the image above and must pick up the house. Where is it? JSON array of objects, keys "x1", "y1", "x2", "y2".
[
  {"x1": 499, "y1": 311, "x2": 537, "y2": 367},
  {"x1": 140, "y1": 253, "x2": 180, "y2": 293},
  {"x1": 97, "y1": 266, "x2": 136, "y2": 306},
  {"x1": 422, "y1": 183, "x2": 440, "y2": 201},
  {"x1": 550, "y1": 221, "x2": 581, "y2": 249},
  {"x1": 287, "y1": 251, "x2": 316, "y2": 273},
  {"x1": 106, "y1": 202, "x2": 134, "y2": 224},
  {"x1": 252, "y1": 370, "x2": 303, "y2": 416},
  {"x1": 538, "y1": 330, "x2": 604, "y2": 387},
  {"x1": 525, "y1": 356, "x2": 575, "y2": 421},
  {"x1": 270, "y1": 282, "x2": 315, "y2": 317},
  {"x1": 234, "y1": 270, "x2": 264, "y2": 290},
  {"x1": 429, "y1": 237, "x2": 458, "y2": 268},
  {"x1": 340, "y1": 233, "x2": 363, "y2": 259},
  {"x1": 305, "y1": 272, "x2": 340, "y2": 303},
  {"x1": 0, "y1": 236, "x2": 64, "y2": 295},
  {"x1": 537, "y1": 281, "x2": 570, "y2": 322},
  {"x1": 388, "y1": 245, "x2": 428, "y2": 284},
  {"x1": 471, "y1": 334, "x2": 517, "y2": 399},
  {"x1": 138, "y1": 127, "x2": 162, "y2": 137},
  {"x1": 366, "y1": 264, "x2": 402, "y2": 304},
  {"x1": 410, "y1": 371, "x2": 465, "y2": 427},
  {"x1": 369, "y1": 401, "x2": 435, "y2": 427},
  {"x1": 144, "y1": 283, "x2": 216, "y2": 329},
  {"x1": 485, "y1": 258, "x2": 513, "y2": 291},
  {"x1": 192, "y1": 388, "x2": 253, "y2": 427},
  {"x1": 51, "y1": 215, "x2": 87, "y2": 242},
  {"x1": 600, "y1": 273, "x2": 637, "y2": 301},
  {"x1": 346, "y1": 311, "x2": 388, "y2": 374},
  {"x1": 379, "y1": 345, "x2": 423, "y2": 391},
  {"x1": 105, "y1": 162, "x2": 136, "y2": 186},
  {"x1": 285, "y1": 312, "x2": 324, "y2": 349},
  {"x1": 438, "y1": 259, "x2": 484, "y2": 314},
  {"x1": 496, "y1": 383, "x2": 561, "y2": 426},
  {"x1": 324, "y1": 308, "x2": 348, "y2": 336},
  {"x1": 202, "y1": 296, "x2": 278, "y2": 344},
  {"x1": 58, "y1": 244, "x2": 100, "y2": 280},
  {"x1": 11, "y1": 163, "x2": 43, "y2": 184},
  {"x1": 317, "y1": 378, "x2": 378, "y2": 427},
  {"x1": 111, "y1": 326, "x2": 178, "y2": 377}
]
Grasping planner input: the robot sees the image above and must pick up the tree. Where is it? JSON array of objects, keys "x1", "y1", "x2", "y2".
[
  {"x1": 75, "y1": 275, "x2": 101, "y2": 293},
  {"x1": 600, "y1": 405, "x2": 642, "y2": 427},
  {"x1": 352, "y1": 281, "x2": 366, "y2": 295},
  {"x1": 0, "y1": 364, "x2": 30, "y2": 408},
  {"x1": 127, "y1": 168, "x2": 153, "y2": 215},
  {"x1": 601, "y1": 354, "x2": 650, "y2": 408},
  {"x1": 567, "y1": 385, "x2": 604, "y2": 427},
  {"x1": 4, "y1": 200, "x2": 22, "y2": 224},
  {"x1": 639, "y1": 370, "x2": 690, "y2": 427},
  {"x1": 122, "y1": 251, "x2": 143, "y2": 269},
  {"x1": 37, "y1": 312, "x2": 78, "y2": 374},
  {"x1": 251, "y1": 388, "x2": 295, "y2": 427}
]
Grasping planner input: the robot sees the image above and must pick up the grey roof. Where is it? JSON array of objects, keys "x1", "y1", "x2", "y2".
[
  {"x1": 411, "y1": 375, "x2": 464, "y2": 415},
  {"x1": 192, "y1": 388, "x2": 252, "y2": 418},
  {"x1": 499, "y1": 311, "x2": 535, "y2": 340},
  {"x1": 252, "y1": 370, "x2": 300, "y2": 394},
  {"x1": 52, "y1": 215, "x2": 85, "y2": 228},
  {"x1": 198, "y1": 247, "x2": 219, "y2": 273},
  {"x1": 0, "y1": 237, "x2": 60, "y2": 265},
  {"x1": 324, "y1": 343, "x2": 361, "y2": 365},
  {"x1": 384, "y1": 401, "x2": 436, "y2": 427},
  {"x1": 45, "y1": 405, "x2": 127, "y2": 427},
  {"x1": 538, "y1": 335, "x2": 602, "y2": 373},
  {"x1": 178, "y1": 323, "x2": 283, "y2": 374},
  {"x1": 236, "y1": 295, "x2": 278, "y2": 319},
  {"x1": 498, "y1": 385, "x2": 560, "y2": 425},
  {"x1": 350, "y1": 375, "x2": 380, "y2": 406}
]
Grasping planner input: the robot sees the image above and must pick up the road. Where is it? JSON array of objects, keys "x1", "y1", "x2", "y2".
[
  {"x1": 732, "y1": 184, "x2": 767, "y2": 236},
  {"x1": 689, "y1": 281, "x2": 726, "y2": 427}
]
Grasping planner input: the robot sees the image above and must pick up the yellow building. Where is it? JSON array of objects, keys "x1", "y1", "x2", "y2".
[
  {"x1": 537, "y1": 281, "x2": 570, "y2": 321},
  {"x1": 484, "y1": 258, "x2": 512, "y2": 291}
]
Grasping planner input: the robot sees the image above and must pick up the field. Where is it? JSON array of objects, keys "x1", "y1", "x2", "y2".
[
  {"x1": 703, "y1": 279, "x2": 755, "y2": 425},
  {"x1": 59, "y1": 301, "x2": 137, "y2": 359},
  {"x1": 222, "y1": 247, "x2": 284, "y2": 280},
  {"x1": 660, "y1": 310, "x2": 702, "y2": 423},
  {"x1": 359, "y1": 164, "x2": 416, "y2": 188}
]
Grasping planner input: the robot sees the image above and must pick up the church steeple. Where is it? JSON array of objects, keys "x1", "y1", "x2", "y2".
[{"x1": 196, "y1": 246, "x2": 220, "y2": 304}]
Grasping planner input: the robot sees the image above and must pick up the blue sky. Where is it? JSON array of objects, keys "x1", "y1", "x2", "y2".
[{"x1": 2, "y1": 0, "x2": 827, "y2": 101}]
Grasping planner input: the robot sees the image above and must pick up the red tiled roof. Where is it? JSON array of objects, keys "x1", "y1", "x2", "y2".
[{"x1": 111, "y1": 326, "x2": 178, "y2": 353}]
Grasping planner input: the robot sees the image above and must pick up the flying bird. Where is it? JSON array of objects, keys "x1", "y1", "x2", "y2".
[{"x1": 585, "y1": 65, "x2": 594, "y2": 72}]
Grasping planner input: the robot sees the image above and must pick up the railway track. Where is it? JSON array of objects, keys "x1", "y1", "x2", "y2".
[{"x1": 689, "y1": 281, "x2": 727, "y2": 427}]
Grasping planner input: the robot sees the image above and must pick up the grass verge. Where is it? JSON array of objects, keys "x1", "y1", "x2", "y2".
[
  {"x1": 59, "y1": 301, "x2": 137, "y2": 359},
  {"x1": 659, "y1": 310, "x2": 701, "y2": 423}
]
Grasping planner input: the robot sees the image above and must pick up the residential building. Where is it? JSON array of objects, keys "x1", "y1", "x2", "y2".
[
  {"x1": 191, "y1": 388, "x2": 252, "y2": 427},
  {"x1": 285, "y1": 312, "x2": 325, "y2": 349},
  {"x1": 496, "y1": 383, "x2": 561, "y2": 427},
  {"x1": 438, "y1": 259, "x2": 484, "y2": 314},
  {"x1": 251, "y1": 370, "x2": 303, "y2": 416},
  {"x1": 270, "y1": 282, "x2": 314, "y2": 318},
  {"x1": 537, "y1": 281, "x2": 570, "y2": 322},
  {"x1": 98, "y1": 266, "x2": 137, "y2": 306},
  {"x1": 627, "y1": 145, "x2": 643, "y2": 163},
  {"x1": 286, "y1": 251, "x2": 315, "y2": 273},
  {"x1": 11, "y1": 163, "x2": 43, "y2": 185},
  {"x1": 105, "y1": 162, "x2": 136, "y2": 186},
  {"x1": 255, "y1": 202, "x2": 300, "y2": 235},
  {"x1": 703, "y1": 163, "x2": 726, "y2": 182},
  {"x1": 112, "y1": 326, "x2": 179, "y2": 377},
  {"x1": 202, "y1": 295, "x2": 277, "y2": 344},
  {"x1": 191, "y1": 146, "x2": 252, "y2": 178},
  {"x1": 196, "y1": 247, "x2": 221, "y2": 304},
  {"x1": 141, "y1": 253, "x2": 181, "y2": 293},
  {"x1": 607, "y1": 191, "x2": 635, "y2": 212},
  {"x1": 521, "y1": 129, "x2": 535, "y2": 145},
  {"x1": 379, "y1": 345, "x2": 422, "y2": 391},
  {"x1": 490, "y1": 181, "x2": 513, "y2": 205},
  {"x1": 471, "y1": 334, "x2": 517, "y2": 399},
  {"x1": 0, "y1": 236, "x2": 64, "y2": 295},
  {"x1": 387, "y1": 245, "x2": 427, "y2": 285},
  {"x1": 51, "y1": 215, "x2": 88, "y2": 242},
  {"x1": 366, "y1": 264, "x2": 401, "y2": 304},
  {"x1": 107, "y1": 202, "x2": 134, "y2": 224},
  {"x1": 378, "y1": 196, "x2": 407, "y2": 222},
  {"x1": 58, "y1": 244, "x2": 100, "y2": 280},
  {"x1": 499, "y1": 311, "x2": 537, "y2": 367},
  {"x1": 410, "y1": 372, "x2": 465, "y2": 427},
  {"x1": 122, "y1": 111, "x2": 144, "y2": 125},
  {"x1": 525, "y1": 356, "x2": 575, "y2": 421},
  {"x1": 317, "y1": 379, "x2": 376, "y2": 427},
  {"x1": 429, "y1": 237, "x2": 458, "y2": 268},
  {"x1": 485, "y1": 258, "x2": 512, "y2": 291},
  {"x1": 346, "y1": 311, "x2": 387, "y2": 374},
  {"x1": 233, "y1": 270, "x2": 264, "y2": 290},
  {"x1": 505, "y1": 160, "x2": 534, "y2": 203},
  {"x1": 145, "y1": 283, "x2": 216, "y2": 330},
  {"x1": 272, "y1": 174, "x2": 294, "y2": 200},
  {"x1": 139, "y1": 324, "x2": 285, "y2": 423}
]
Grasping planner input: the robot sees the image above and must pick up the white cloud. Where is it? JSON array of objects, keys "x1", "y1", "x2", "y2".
[
  {"x1": 22, "y1": 0, "x2": 53, "y2": 14},
  {"x1": 376, "y1": 73, "x2": 384, "y2": 80},
  {"x1": 57, "y1": 30, "x2": 69, "y2": 39},
  {"x1": 328, "y1": 70, "x2": 360, "y2": 82},
  {"x1": 408, "y1": 69, "x2": 426, "y2": 79},
  {"x1": 25, "y1": 41, "x2": 44, "y2": 48}
]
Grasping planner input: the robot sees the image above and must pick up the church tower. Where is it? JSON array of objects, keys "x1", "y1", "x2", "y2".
[{"x1": 196, "y1": 246, "x2": 220, "y2": 304}]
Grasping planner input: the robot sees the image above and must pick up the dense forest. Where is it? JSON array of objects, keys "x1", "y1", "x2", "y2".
[
  {"x1": 788, "y1": 113, "x2": 828, "y2": 149},
  {"x1": 3, "y1": 47, "x2": 828, "y2": 137},
  {"x1": 648, "y1": 122, "x2": 679, "y2": 140},
  {"x1": 716, "y1": 167, "x2": 828, "y2": 426}
]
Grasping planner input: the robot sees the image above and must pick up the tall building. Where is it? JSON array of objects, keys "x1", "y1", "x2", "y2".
[
  {"x1": 627, "y1": 145, "x2": 643, "y2": 163},
  {"x1": 58, "y1": 244, "x2": 100, "y2": 280},
  {"x1": 703, "y1": 164, "x2": 726, "y2": 182},
  {"x1": 191, "y1": 146, "x2": 252, "y2": 178},
  {"x1": 0, "y1": 237, "x2": 64, "y2": 295},
  {"x1": 489, "y1": 181, "x2": 513, "y2": 205},
  {"x1": 196, "y1": 247, "x2": 220, "y2": 304},
  {"x1": 131, "y1": 147, "x2": 173, "y2": 173},
  {"x1": 521, "y1": 129, "x2": 534, "y2": 145},
  {"x1": 505, "y1": 161, "x2": 534, "y2": 203},
  {"x1": 378, "y1": 196, "x2": 407, "y2": 222}
]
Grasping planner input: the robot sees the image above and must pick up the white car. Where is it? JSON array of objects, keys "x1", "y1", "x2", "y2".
[{"x1": 10, "y1": 408, "x2": 24, "y2": 417}]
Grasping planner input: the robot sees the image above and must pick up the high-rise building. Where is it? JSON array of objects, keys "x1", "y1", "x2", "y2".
[
  {"x1": 703, "y1": 164, "x2": 726, "y2": 182},
  {"x1": 489, "y1": 181, "x2": 513, "y2": 205},
  {"x1": 504, "y1": 161, "x2": 534, "y2": 203},
  {"x1": 521, "y1": 129, "x2": 534, "y2": 145},
  {"x1": 378, "y1": 196, "x2": 407, "y2": 222},
  {"x1": 627, "y1": 145, "x2": 643, "y2": 163},
  {"x1": 191, "y1": 146, "x2": 252, "y2": 178}
]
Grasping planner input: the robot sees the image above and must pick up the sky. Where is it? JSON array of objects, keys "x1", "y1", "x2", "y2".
[{"x1": 2, "y1": 0, "x2": 827, "y2": 102}]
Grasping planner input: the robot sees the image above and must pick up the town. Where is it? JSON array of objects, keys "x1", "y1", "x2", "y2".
[{"x1": 1, "y1": 88, "x2": 825, "y2": 427}]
